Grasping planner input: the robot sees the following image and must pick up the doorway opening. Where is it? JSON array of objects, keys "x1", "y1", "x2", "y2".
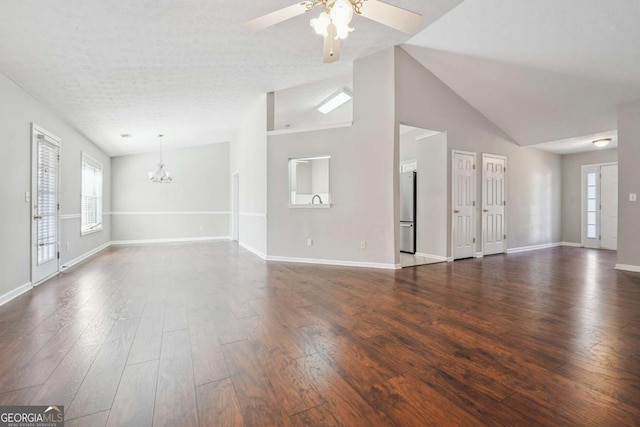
[{"x1": 398, "y1": 124, "x2": 447, "y2": 267}]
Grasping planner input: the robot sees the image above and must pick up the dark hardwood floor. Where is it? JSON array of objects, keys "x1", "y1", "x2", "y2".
[{"x1": 0, "y1": 243, "x2": 639, "y2": 426}]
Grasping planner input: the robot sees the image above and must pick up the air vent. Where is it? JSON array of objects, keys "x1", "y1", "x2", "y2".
[{"x1": 120, "y1": 133, "x2": 133, "y2": 138}]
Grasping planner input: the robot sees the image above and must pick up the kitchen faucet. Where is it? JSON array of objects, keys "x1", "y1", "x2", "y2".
[{"x1": 311, "y1": 194, "x2": 323, "y2": 205}]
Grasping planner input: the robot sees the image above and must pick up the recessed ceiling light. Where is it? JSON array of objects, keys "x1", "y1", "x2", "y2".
[
  {"x1": 120, "y1": 133, "x2": 133, "y2": 138},
  {"x1": 592, "y1": 138, "x2": 611, "y2": 148},
  {"x1": 317, "y1": 89, "x2": 352, "y2": 114}
]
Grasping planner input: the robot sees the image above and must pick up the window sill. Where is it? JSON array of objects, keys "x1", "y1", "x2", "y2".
[
  {"x1": 81, "y1": 227, "x2": 103, "y2": 237},
  {"x1": 288, "y1": 204, "x2": 332, "y2": 209}
]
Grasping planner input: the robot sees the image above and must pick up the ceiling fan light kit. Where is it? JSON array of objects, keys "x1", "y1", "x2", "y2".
[{"x1": 245, "y1": 0, "x2": 423, "y2": 63}]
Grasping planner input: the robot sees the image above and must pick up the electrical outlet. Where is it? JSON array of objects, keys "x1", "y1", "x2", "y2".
[
  {"x1": 65, "y1": 242, "x2": 70, "y2": 252},
  {"x1": 360, "y1": 241, "x2": 367, "y2": 249},
  {"x1": 630, "y1": 193, "x2": 637, "y2": 202},
  {"x1": 307, "y1": 238, "x2": 313, "y2": 247},
  {"x1": 25, "y1": 192, "x2": 30, "y2": 203}
]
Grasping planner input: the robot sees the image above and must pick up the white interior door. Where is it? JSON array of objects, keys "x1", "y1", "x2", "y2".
[
  {"x1": 482, "y1": 154, "x2": 506, "y2": 255},
  {"x1": 582, "y1": 164, "x2": 601, "y2": 249},
  {"x1": 31, "y1": 125, "x2": 61, "y2": 285},
  {"x1": 452, "y1": 151, "x2": 476, "y2": 260},
  {"x1": 232, "y1": 172, "x2": 239, "y2": 241},
  {"x1": 600, "y1": 164, "x2": 618, "y2": 250}
]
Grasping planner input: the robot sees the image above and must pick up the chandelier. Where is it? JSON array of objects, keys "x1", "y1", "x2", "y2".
[
  {"x1": 148, "y1": 134, "x2": 172, "y2": 183},
  {"x1": 308, "y1": 0, "x2": 361, "y2": 40}
]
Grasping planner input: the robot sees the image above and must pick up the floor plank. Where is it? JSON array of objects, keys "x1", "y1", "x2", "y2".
[{"x1": 0, "y1": 243, "x2": 637, "y2": 426}]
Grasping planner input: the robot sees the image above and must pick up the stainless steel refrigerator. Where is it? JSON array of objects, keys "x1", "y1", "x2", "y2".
[{"x1": 400, "y1": 171, "x2": 416, "y2": 254}]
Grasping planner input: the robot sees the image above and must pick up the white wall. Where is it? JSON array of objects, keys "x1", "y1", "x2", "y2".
[
  {"x1": 267, "y1": 48, "x2": 398, "y2": 267},
  {"x1": 395, "y1": 47, "x2": 562, "y2": 255},
  {"x1": 230, "y1": 95, "x2": 268, "y2": 257},
  {"x1": 415, "y1": 132, "x2": 448, "y2": 258},
  {"x1": 0, "y1": 71, "x2": 111, "y2": 301},
  {"x1": 111, "y1": 143, "x2": 230, "y2": 242},
  {"x1": 617, "y1": 100, "x2": 640, "y2": 268},
  {"x1": 561, "y1": 148, "x2": 618, "y2": 244}
]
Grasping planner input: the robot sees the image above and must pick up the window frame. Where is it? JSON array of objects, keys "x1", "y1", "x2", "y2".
[{"x1": 80, "y1": 152, "x2": 103, "y2": 236}]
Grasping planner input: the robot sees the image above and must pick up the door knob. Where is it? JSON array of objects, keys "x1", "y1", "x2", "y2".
[
  {"x1": 483, "y1": 209, "x2": 489, "y2": 213},
  {"x1": 33, "y1": 215, "x2": 42, "y2": 220},
  {"x1": 453, "y1": 210, "x2": 460, "y2": 214}
]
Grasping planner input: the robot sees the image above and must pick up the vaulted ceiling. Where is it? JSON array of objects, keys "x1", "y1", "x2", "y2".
[
  {"x1": 0, "y1": 0, "x2": 462, "y2": 156},
  {"x1": 404, "y1": 0, "x2": 640, "y2": 147},
  {"x1": 2, "y1": 0, "x2": 637, "y2": 155}
]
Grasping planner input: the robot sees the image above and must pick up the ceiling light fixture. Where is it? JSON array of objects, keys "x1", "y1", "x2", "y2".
[
  {"x1": 120, "y1": 133, "x2": 133, "y2": 138},
  {"x1": 317, "y1": 89, "x2": 352, "y2": 114},
  {"x1": 592, "y1": 138, "x2": 612, "y2": 148},
  {"x1": 148, "y1": 134, "x2": 172, "y2": 183}
]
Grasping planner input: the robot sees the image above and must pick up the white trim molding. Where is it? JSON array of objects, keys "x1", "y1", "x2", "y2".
[
  {"x1": 0, "y1": 282, "x2": 32, "y2": 307},
  {"x1": 415, "y1": 252, "x2": 448, "y2": 262},
  {"x1": 561, "y1": 242, "x2": 582, "y2": 247},
  {"x1": 61, "y1": 242, "x2": 112, "y2": 271},
  {"x1": 239, "y1": 212, "x2": 267, "y2": 218},
  {"x1": 475, "y1": 252, "x2": 484, "y2": 258},
  {"x1": 267, "y1": 121, "x2": 353, "y2": 136},
  {"x1": 238, "y1": 242, "x2": 267, "y2": 260},
  {"x1": 615, "y1": 264, "x2": 640, "y2": 273},
  {"x1": 61, "y1": 213, "x2": 81, "y2": 220},
  {"x1": 112, "y1": 236, "x2": 231, "y2": 245},
  {"x1": 506, "y1": 242, "x2": 562, "y2": 254},
  {"x1": 109, "y1": 211, "x2": 231, "y2": 216},
  {"x1": 266, "y1": 255, "x2": 400, "y2": 270}
]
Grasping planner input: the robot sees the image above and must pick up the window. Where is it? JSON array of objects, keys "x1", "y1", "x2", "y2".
[
  {"x1": 586, "y1": 171, "x2": 597, "y2": 239},
  {"x1": 81, "y1": 153, "x2": 103, "y2": 235}
]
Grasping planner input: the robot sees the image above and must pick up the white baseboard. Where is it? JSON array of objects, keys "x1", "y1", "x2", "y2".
[
  {"x1": 615, "y1": 264, "x2": 640, "y2": 273},
  {"x1": 61, "y1": 241, "x2": 112, "y2": 271},
  {"x1": 266, "y1": 255, "x2": 400, "y2": 270},
  {"x1": 475, "y1": 252, "x2": 484, "y2": 258},
  {"x1": 561, "y1": 242, "x2": 582, "y2": 247},
  {"x1": 506, "y1": 242, "x2": 562, "y2": 254},
  {"x1": 111, "y1": 236, "x2": 231, "y2": 245},
  {"x1": 414, "y1": 252, "x2": 448, "y2": 262},
  {"x1": 238, "y1": 241, "x2": 267, "y2": 260},
  {"x1": 0, "y1": 282, "x2": 32, "y2": 307}
]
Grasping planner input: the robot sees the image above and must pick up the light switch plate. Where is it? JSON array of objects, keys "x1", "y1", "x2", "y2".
[
  {"x1": 630, "y1": 193, "x2": 637, "y2": 202},
  {"x1": 25, "y1": 191, "x2": 30, "y2": 202}
]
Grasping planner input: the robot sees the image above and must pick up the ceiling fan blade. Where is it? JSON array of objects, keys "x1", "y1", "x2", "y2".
[
  {"x1": 244, "y1": 3, "x2": 309, "y2": 32},
  {"x1": 359, "y1": 0, "x2": 423, "y2": 34},
  {"x1": 323, "y1": 24, "x2": 341, "y2": 63}
]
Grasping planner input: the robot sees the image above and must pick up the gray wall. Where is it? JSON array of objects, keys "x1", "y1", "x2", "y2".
[
  {"x1": 416, "y1": 132, "x2": 448, "y2": 258},
  {"x1": 561, "y1": 148, "x2": 618, "y2": 244},
  {"x1": 395, "y1": 47, "x2": 563, "y2": 255},
  {"x1": 230, "y1": 95, "x2": 268, "y2": 256},
  {"x1": 617, "y1": 100, "x2": 640, "y2": 267},
  {"x1": 111, "y1": 143, "x2": 230, "y2": 241},
  {"x1": 267, "y1": 48, "x2": 397, "y2": 266},
  {"x1": 0, "y1": 71, "x2": 111, "y2": 299}
]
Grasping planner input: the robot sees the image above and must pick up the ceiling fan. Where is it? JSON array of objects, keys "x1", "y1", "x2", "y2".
[{"x1": 244, "y1": 0, "x2": 423, "y2": 63}]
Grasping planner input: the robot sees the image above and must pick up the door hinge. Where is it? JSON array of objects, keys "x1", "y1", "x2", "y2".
[
  {"x1": 504, "y1": 234, "x2": 507, "y2": 239},
  {"x1": 473, "y1": 238, "x2": 476, "y2": 244},
  {"x1": 473, "y1": 164, "x2": 476, "y2": 170},
  {"x1": 57, "y1": 252, "x2": 60, "y2": 259},
  {"x1": 504, "y1": 167, "x2": 506, "y2": 172},
  {"x1": 473, "y1": 201, "x2": 476, "y2": 207},
  {"x1": 503, "y1": 201, "x2": 506, "y2": 206},
  {"x1": 599, "y1": 235, "x2": 601, "y2": 240}
]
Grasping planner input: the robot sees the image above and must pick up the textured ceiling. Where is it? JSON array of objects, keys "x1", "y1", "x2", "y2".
[
  {"x1": 0, "y1": 0, "x2": 463, "y2": 156},
  {"x1": 404, "y1": 0, "x2": 640, "y2": 148}
]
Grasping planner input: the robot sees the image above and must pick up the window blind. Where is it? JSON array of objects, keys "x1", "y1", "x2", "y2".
[
  {"x1": 81, "y1": 154, "x2": 103, "y2": 235},
  {"x1": 37, "y1": 139, "x2": 59, "y2": 265}
]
